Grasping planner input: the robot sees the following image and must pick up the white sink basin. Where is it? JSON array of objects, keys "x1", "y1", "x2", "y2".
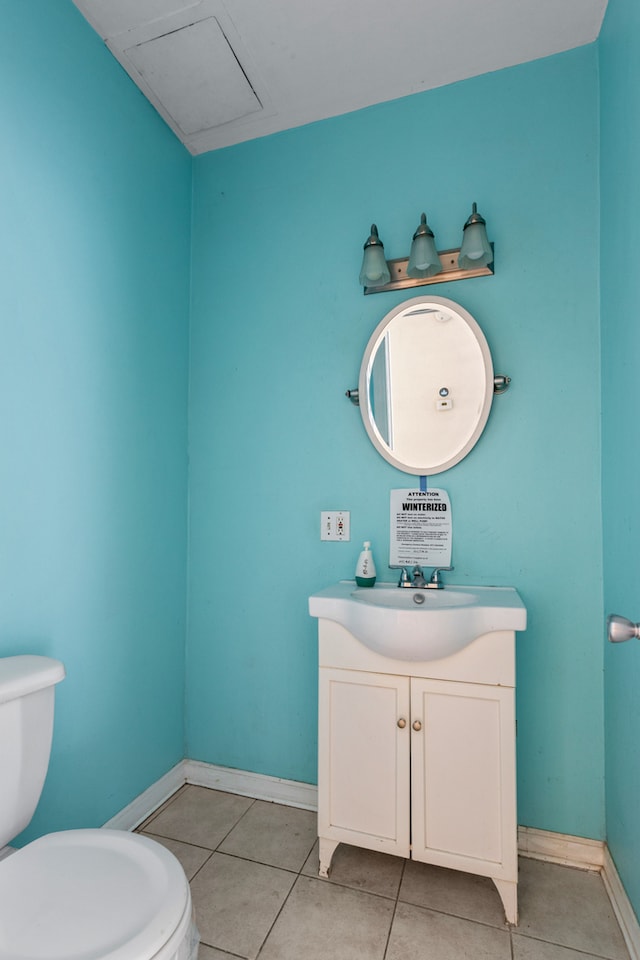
[
  {"x1": 309, "y1": 580, "x2": 526, "y2": 661},
  {"x1": 352, "y1": 587, "x2": 479, "y2": 609}
]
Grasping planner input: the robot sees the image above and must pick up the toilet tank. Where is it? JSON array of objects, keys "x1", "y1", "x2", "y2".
[{"x1": 0, "y1": 656, "x2": 65, "y2": 848}]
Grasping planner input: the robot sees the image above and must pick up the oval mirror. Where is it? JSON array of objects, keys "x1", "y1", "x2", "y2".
[{"x1": 358, "y1": 296, "x2": 494, "y2": 475}]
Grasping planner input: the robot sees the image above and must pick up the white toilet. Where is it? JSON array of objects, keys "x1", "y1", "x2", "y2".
[{"x1": 0, "y1": 655, "x2": 199, "y2": 959}]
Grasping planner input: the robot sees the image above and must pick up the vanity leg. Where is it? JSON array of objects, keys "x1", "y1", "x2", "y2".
[
  {"x1": 493, "y1": 878, "x2": 518, "y2": 925},
  {"x1": 318, "y1": 838, "x2": 339, "y2": 878}
]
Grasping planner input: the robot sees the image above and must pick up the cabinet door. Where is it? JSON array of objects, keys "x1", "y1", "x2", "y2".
[
  {"x1": 410, "y1": 678, "x2": 517, "y2": 881},
  {"x1": 318, "y1": 668, "x2": 411, "y2": 857}
]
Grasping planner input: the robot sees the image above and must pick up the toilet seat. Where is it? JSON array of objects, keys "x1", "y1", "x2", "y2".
[{"x1": 0, "y1": 829, "x2": 192, "y2": 960}]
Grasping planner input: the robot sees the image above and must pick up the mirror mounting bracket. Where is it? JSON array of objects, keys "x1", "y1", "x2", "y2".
[
  {"x1": 493, "y1": 375, "x2": 511, "y2": 395},
  {"x1": 348, "y1": 377, "x2": 510, "y2": 403}
]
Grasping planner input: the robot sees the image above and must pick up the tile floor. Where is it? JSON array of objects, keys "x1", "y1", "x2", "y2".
[{"x1": 137, "y1": 785, "x2": 630, "y2": 960}]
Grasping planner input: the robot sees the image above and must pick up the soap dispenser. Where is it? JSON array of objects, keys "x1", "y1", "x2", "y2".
[{"x1": 355, "y1": 541, "x2": 376, "y2": 587}]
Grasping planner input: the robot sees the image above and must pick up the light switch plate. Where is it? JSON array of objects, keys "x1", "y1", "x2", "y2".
[{"x1": 321, "y1": 511, "x2": 350, "y2": 541}]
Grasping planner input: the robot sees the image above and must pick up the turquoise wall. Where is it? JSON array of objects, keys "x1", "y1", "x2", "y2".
[
  {"x1": 1, "y1": 0, "x2": 614, "y2": 866},
  {"x1": 600, "y1": 0, "x2": 640, "y2": 918},
  {"x1": 187, "y1": 46, "x2": 605, "y2": 839},
  {"x1": 0, "y1": 2, "x2": 191, "y2": 839}
]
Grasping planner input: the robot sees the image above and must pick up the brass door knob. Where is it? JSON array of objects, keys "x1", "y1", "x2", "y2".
[
  {"x1": 397, "y1": 718, "x2": 407, "y2": 729},
  {"x1": 412, "y1": 720, "x2": 422, "y2": 731}
]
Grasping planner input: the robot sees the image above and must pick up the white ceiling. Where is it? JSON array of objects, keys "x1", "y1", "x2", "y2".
[{"x1": 73, "y1": 0, "x2": 608, "y2": 156}]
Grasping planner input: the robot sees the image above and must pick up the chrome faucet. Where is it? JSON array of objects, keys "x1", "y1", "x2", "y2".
[
  {"x1": 412, "y1": 565, "x2": 428, "y2": 588},
  {"x1": 397, "y1": 565, "x2": 453, "y2": 589},
  {"x1": 397, "y1": 565, "x2": 429, "y2": 588}
]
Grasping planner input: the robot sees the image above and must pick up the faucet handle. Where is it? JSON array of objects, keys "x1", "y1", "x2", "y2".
[
  {"x1": 429, "y1": 565, "x2": 454, "y2": 586},
  {"x1": 398, "y1": 567, "x2": 412, "y2": 587}
]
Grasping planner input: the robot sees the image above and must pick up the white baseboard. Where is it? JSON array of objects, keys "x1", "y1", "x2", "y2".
[
  {"x1": 101, "y1": 759, "x2": 317, "y2": 831},
  {"x1": 517, "y1": 825, "x2": 605, "y2": 870},
  {"x1": 183, "y1": 759, "x2": 318, "y2": 811},
  {"x1": 602, "y1": 846, "x2": 640, "y2": 960},
  {"x1": 102, "y1": 761, "x2": 187, "y2": 831},
  {"x1": 103, "y1": 760, "x2": 639, "y2": 960}
]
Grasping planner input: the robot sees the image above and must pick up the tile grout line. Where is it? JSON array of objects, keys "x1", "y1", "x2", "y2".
[
  {"x1": 214, "y1": 796, "x2": 258, "y2": 847},
  {"x1": 142, "y1": 829, "x2": 218, "y2": 856},
  {"x1": 381, "y1": 858, "x2": 408, "y2": 960},
  {"x1": 184, "y1": 847, "x2": 215, "y2": 885},
  {"x1": 510, "y1": 929, "x2": 631, "y2": 960},
  {"x1": 187, "y1": 796, "x2": 259, "y2": 886},
  {"x1": 395, "y1": 898, "x2": 510, "y2": 933},
  {"x1": 254, "y1": 841, "x2": 320, "y2": 960}
]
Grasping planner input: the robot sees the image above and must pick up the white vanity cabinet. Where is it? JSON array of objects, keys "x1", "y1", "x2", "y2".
[
  {"x1": 319, "y1": 668, "x2": 411, "y2": 859},
  {"x1": 316, "y1": 617, "x2": 518, "y2": 924}
]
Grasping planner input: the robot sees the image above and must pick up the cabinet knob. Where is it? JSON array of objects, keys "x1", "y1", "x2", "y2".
[
  {"x1": 412, "y1": 720, "x2": 422, "y2": 731},
  {"x1": 397, "y1": 718, "x2": 407, "y2": 729}
]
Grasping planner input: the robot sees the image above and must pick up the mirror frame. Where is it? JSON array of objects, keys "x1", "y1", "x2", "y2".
[{"x1": 358, "y1": 295, "x2": 494, "y2": 475}]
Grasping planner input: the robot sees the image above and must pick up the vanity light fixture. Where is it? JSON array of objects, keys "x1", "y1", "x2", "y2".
[
  {"x1": 458, "y1": 203, "x2": 493, "y2": 269},
  {"x1": 360, "y1": 203, "x2": 494, "y2": 295},
  {"x1": 407, "y1": 213, "x2": 441, "y2": 279},
  {"x1": 359, "y1": 224, "x2": 391, "y2": 287}
]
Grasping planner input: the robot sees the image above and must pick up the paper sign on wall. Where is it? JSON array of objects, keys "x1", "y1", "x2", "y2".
[{"x1": 389, "y1": 488, "x2": 452, "y2": 568}]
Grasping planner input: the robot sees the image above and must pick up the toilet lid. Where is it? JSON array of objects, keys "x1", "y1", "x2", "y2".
[{"x1": 0, "y1": 829, "x2": 189, "y2": 960}]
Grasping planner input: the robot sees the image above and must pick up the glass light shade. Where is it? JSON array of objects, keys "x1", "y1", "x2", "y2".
[
  {"x1": 407, "y1": 213, "x2": 441, "y2": 278},
  {"x1": 458, "y1": 204, "x2": 492, "y2": 269},
  {"x1": 359, "y1": 224, "x2": 391, "y2": 286}
]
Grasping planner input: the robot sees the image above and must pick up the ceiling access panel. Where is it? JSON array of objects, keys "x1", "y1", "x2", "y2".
[
  {"x1": 73, "y1": 0, "x2": 272, "y2": 153},
  {"x1": 121, "y1": 17, "x2": 262, "y2": 138}
]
